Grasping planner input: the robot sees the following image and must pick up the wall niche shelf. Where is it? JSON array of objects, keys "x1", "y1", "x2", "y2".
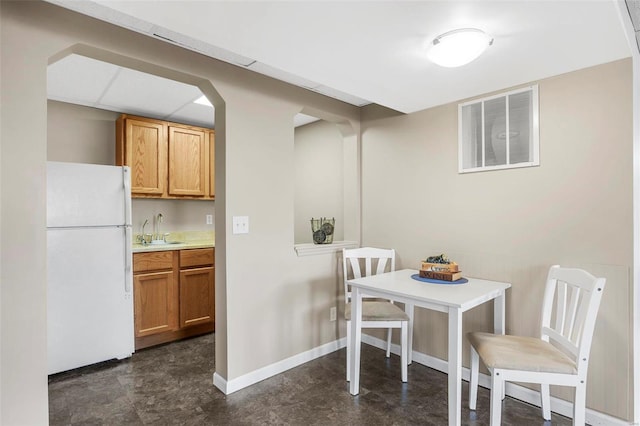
[{"x1": 294, "y1": 241, "x2": 358, "y2": 257}]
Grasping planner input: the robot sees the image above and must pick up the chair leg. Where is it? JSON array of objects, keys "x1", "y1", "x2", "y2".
[
  {"x1": 346, "y1": 320, "x2": 351, "y2": 382},
  {"x1": 386, "y1": 328, "x2": 392, "y2": 358},
  {"x1": 541, "y1": 383, "x2": 551, "y2": 421},
  {"x1": 469, "y1": 346, "x2": 479, "y2": 410},
  {"x1": 400, "y1": 321, "x2": 408, "y2": 382},
  {"x1": 573, "y1": 383, "x2": 586, "y2": 426},
  {"x1": 490, "y1": 370, "x2": 503, "y2": 426}
]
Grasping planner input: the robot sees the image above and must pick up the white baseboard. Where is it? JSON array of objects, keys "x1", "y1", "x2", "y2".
[
  {"x1": 212, "y1": 333, "x2": 628, "y2": 424},
  {"x1": 213, "y1": 337, "x2": 347, "y2": 395},
  {"x1": 361, "y1": 334, "x2": 630, "y2": 426},
  {"x1": 212, "y1": 371, "x2": 228, "y2": 394}
]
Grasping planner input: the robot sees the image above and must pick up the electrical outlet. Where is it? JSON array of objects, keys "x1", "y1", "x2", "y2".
[
  {"x1": 330, "y1": 306, "x2": 337, "y2": 322},
  {"x1": 206, "y1": 214, "x2": 213, "y2": 225}
]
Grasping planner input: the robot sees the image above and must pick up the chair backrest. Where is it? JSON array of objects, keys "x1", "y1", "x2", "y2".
[
  {"x1": 343, "y1": 247, "x2": 395, "y2": 302},
  {"x1": 540, "y1": 265, "x2": 606, "y2": 378}
]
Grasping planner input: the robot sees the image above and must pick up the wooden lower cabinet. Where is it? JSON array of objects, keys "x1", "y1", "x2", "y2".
[
  {"x1": 180, "y1": 267, "x2": 214, "y2": 327},
  {"x1": 133, "y1": 248, "x2": 214, "y2": 350},
  {"x1": 134, "y1": 270, "x2": 178, "y2": 337}
]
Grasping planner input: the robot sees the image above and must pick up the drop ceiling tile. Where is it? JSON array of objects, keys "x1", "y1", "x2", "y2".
[
  {"x1": 47, "y1": 54, "x2": 120, "y2": 104},
  {"x1": 167, "y1": 103, "x2": 215, "y2": 129},
  {"x1": 100, "y1": 67, "x2": 202, "y2": 116}
]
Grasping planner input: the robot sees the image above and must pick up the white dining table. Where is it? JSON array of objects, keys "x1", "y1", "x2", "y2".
[{"x1": 347, "y1": 268, "x2": 511, "y2": 426}]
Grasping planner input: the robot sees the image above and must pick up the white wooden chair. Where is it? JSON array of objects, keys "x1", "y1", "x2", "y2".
[
  {"x1": 343, "y1": 247, "x2": 413, "y2": 383},
  {"x1": 467, "y1": 265, "x2": 606, "y2": 426}
]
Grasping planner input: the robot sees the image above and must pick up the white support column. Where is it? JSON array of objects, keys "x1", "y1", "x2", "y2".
[{"x1": 614, "y1": 2, "x2": 640, "y2": 423}]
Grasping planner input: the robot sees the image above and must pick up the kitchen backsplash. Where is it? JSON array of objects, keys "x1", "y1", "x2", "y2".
[{"x1": 132, "y1": 198, "x2": 215, "y2": 234}]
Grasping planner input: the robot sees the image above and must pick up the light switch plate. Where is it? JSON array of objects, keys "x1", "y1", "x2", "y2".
[
  {"x1": 232, "y1": 216, "x2": 249, "y2": 234},
  {"x1": 206, "y1": 214, "x2": 213, "y2": 225}
]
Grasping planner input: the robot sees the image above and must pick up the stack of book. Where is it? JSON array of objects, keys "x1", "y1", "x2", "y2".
[{"x1": 419, "y1": 260, "x2": 462, "y2": 281}]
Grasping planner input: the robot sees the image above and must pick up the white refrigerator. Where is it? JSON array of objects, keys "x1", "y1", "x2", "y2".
[{"x1": 47, "y1": 161, "x2": 134, "y2": 374}]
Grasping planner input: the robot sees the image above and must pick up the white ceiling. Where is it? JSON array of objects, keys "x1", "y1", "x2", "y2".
[
  {"x1": 47, "y1": 54, "x2": 319, "y2": 128},
  {"x1": 48, "y1": 54, "x2": 216, "y2": 127},
  {"x1": 46, "y1": 1, "x2": 632, "y2": 126}
]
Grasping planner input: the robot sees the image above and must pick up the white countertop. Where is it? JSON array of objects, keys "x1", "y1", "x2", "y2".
[
  {"x1": 131, "y1": 230, "x2": 214, "y2": 253},
  {"x1": 132, "y1": 240, "x2": 214, "y2": 253}
]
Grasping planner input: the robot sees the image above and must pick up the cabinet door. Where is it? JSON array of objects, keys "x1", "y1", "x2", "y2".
[
  {"x1": 209, "y1": 130, "x2": 215, "y2": 198},
  {"x1": 168, "y1": 126, "x2": 206, "y2": 197},
  {"x1": 125, "y1": 118, "x2": 167, "y2": 196},
  {"x1": 179, "y1": 266, "x2": 214, "y2": 328},
  {"x1": 134, "y1": 270, "x2": 178, "y2": 337}
]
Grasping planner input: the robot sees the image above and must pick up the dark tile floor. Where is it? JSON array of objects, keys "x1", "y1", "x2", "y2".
[{"x1": 49, "y1": 333, "x2": 572, "y2": 425}]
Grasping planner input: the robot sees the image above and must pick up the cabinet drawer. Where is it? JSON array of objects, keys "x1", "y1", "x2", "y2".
[
  {"x1": 180, "y1": 248, "x2": 214, "y2": 268},
  {"x1": 133, "y1": 251, "x2": 175, "y2": 273}
]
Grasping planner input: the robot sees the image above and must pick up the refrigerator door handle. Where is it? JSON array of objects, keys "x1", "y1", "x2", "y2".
[
  {"x1": 122, "y1": 166, "x2": 132, "y2": 226},
  {"x1": 125, "y1": 226, "x2": 133, "y2": 294}
]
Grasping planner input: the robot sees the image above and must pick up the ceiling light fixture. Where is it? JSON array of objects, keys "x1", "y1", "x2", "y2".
[
  {"x1": 426, "y1": 28, "x2": 493, "y2": 68},
  {"x1": 194, "y1": 95, "x2": 213, "y2": 107}
]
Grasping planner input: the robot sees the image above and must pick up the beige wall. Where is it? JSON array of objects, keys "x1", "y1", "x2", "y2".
[
  {"x1": 360, "y1": 59, "x2": 633, "y2": 420},
  {"x1": 2, "y1": 1, "x2": 634, "y2": 423},
  {"x1": 47, "y1": 100, "x2": 216, "y2": 232},
  {"x1": 1, "y1": 4, "x2": 49, "y2": 423},
  {"x1": 294, "y1": 120, "x2": 344, "y2": 244},
  {"x1": 47, "y1": 100, "x2": 119, "y2": 165},
  {"x1": 1, "y1": 1, "x2": 360, "y2": 423}
]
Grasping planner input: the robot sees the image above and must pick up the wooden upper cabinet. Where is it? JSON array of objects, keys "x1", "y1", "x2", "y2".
[
  {"x1": 209, "y1": 130, "x2": 215, "y2": 198},
  {"x1": 116, "y1": 114, "x2": 214, "y2": 200},
  {"x1": 168, "y1": 126, "x2": 207, "y2": 197},
  {"x1": 116, "y1": 116, "x2": 167, "y2": 196}
]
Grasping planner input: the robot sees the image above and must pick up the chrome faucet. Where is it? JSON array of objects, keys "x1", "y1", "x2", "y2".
[
  {"x1": 137, "y1": 219, "x2": 150, "y2": 245},
  {"x1": 155, "y1": 213, "x2": 164, "y2": 241}
]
